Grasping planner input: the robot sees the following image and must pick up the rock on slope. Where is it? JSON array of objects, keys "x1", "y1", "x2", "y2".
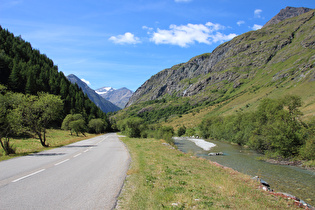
[
  {"x1": 67, "y1": 74, "x2": 121, "y2": 113},
  {"x1": 264, "y1": 6, "x2": 312, "y2": 28}
]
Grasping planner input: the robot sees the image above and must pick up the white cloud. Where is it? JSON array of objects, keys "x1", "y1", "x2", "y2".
[
  {"x1": 109, "y1": 32, "x2": 141, "y2": 44},
  {"x1": 142, "y1": 26, "x2": 153, "y2": 31},
  {"x1": 205, "y1": 22, "x2": 226, "y2": 31},
  {"x1": 237, "y1": 20, "x2": 245, "y2": 26},
  {"x1": 142, "y1": 26, "x2": 153, "y2": 34},
  {"x1": 149, "y1": 22, "x2": 237, "y2": 47},
  {"x1": 210, "y1": 32, "x2": 238, "y2": 43},
  {"x1": 254, "y1": 9, "x2": 263, "y2": 18},
  {"x1": 81, "y1": 78, "x2": 91, "y2": 86},
  {"x1": 252, "y1": 24, "x2": 263, "y2": 30}
]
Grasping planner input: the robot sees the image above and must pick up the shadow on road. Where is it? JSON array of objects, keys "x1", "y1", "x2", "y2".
[
  {"x1": 63, "y1": 145, "x2": 97, "y2": 148},
  {"x1": 29, "y1": 153, "x2": 66, "y2": 156}
]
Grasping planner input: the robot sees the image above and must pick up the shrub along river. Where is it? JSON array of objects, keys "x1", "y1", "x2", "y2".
[{"x1": 174, "y1": 137, "x2": 315, "y2": 206}]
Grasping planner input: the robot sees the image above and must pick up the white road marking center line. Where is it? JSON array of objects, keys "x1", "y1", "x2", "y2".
[
  {"x1": 73, "y1": 153, "x2": 82, "y2": 158},
  {"x1": 10, "y1": 134, "x2": 110, "y2": 184},
  {"x1": 54, "y1": 158, "x2": 70, "y2": 166},
  {"x1": 12, "y1": 169, "x2": 46, "y2": 183}
]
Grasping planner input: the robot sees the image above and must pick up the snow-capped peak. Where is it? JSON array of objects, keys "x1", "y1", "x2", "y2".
[{"x1": 95, "y1": 87, "x2": 115, "y2": 95}]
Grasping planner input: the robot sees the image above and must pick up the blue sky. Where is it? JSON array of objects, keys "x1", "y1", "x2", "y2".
[{"x1": 1, "y1": 0, "x2": 314, "y2": 91}]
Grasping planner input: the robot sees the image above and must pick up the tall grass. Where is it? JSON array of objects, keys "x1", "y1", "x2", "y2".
[{"x1": 117, "y1": 137, "x2": 296, "y2": 209}]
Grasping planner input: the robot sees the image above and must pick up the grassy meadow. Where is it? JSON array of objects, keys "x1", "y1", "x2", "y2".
[
  {"x1": 117, "y1": 136, "x2": 297, "y2": 209},
  {"x1": 163, "y1": 78, "x2": 315, "y2": 130},
  {"x1": 0, "y1": 129, "x2": 100, "y2": 161}
]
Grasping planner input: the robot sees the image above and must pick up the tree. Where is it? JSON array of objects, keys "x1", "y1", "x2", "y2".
[
  {"x1": 25, "y1": 65, "x2": 38, "y2": 95},
  {"x1": 61, "y1": 114, "x2": 75, "y2": 134},
  {"x1": 282, "y1": 95, "x2": 303, "y2": 119},
  {"x1": 0, "y1": 26, "x2": 110, "y2": 124},
  {"x1": 69, "y1": 119, "x2": 86, "y2": 136},
  {"x1": 0, "y1": 50, "x2": 11, "y2": 85},
  {"x1": 88, "y1": 118, "x2": 105, "y2": 134},
  {"x1": 9, "y1": 59, "x2": 24, "y2": 92},
  {"x1": 0, "y1": 89, "x2": 24, "y2": 154},
  {"x1": 20, "y1": 93, "x2": 63, "y2": 147},
  {"x1": 249, "y1": 96, "x2": 304, "y2": 157},
  {"x1": 155, "y1": 126, "x2": 175, "y2": 144},
  {"x1": 118, "y1": 117, "x2": 144, "y2": 138},
  {"x1": 62, "y1": 114, "x2": 86, "y2": 136},
  {"x1": 177, "y1": 125, "x2": 186, "y2": 137}
]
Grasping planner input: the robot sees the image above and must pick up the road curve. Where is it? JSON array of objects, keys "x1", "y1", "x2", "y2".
[{"x1": 0, "y1": 133, "x2": 130, "y2": 210}]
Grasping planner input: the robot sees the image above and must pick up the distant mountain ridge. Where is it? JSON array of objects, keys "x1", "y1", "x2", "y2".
[
  {"x1": 95, "y1": 87, "x2": 133, "y2": 109},
  {"x1": 95, "y1": 87, "x2": 115, "y2": 95},
  {"x1": 124, "y1": 8, "x2": 315, "y2": 119},
  {"x1": 264, "y1": 6, "x2": 312, "y2": 28},
  {"x1": 67, "y1": 74, "x2": 121, "y2": 113}
]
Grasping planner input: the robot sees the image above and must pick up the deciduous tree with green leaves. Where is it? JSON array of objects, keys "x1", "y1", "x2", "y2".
[
  {"x1": 198, "y1": 95, "x2": 309, "y2": 159},
  {"x1": 69, "y1": 119, "x2": 86, "y2": 136},
  {"x1": 177, "y1": 125, "x2": 186, "y2": 137},
  {"x1": 0, "y1": 87, "x2": 24, "y2": 154},
  {"x1": 88, "y1": 118, "x2": 106, "y2": 134},
  {"x1": 19, "y1": 92, "x2": 63, "y2": 147},
  {"x1": 62, "y1": 114, "x2": 87, "y2": 136},
  {"x1": 118, "y1": 117, "x2": 145, "y2": 138}
]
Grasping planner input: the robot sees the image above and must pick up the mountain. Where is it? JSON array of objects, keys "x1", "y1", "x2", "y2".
[
  {"x1": 0, "y1": 26, "x2": 108, "y2": 122},
  {"x1": 95, "y1": 87, "x2": 115, "y2": 95},
  {"x1": 96, "y1": 87, "x2": 133, "y2": 109},
  {"x1": 123, "y1": 8, "x2": 315, "y2": 123},
  {"x1": 67, "y1": 74, "x2": 121, "y2": 113},
  {"x1": 263, "y1": 6, "x2": 312, "y2": 28}
]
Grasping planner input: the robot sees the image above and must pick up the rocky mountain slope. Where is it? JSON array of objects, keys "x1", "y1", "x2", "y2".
[
  {"x1": 96, "y1": 87, "x2": 133, "y2": 109},
  {"x1": 118, "y1": 7, "x2": 315, "y2": 126},
  {"x1": 263, "y1": 6, "x2": 312, "y2": 28},
  {"x1": 67, "y1": 74, "x2": 121, "y2": 113},
  {"x1": 126, "y1": 8, "x2": 314, "y2": 111}
]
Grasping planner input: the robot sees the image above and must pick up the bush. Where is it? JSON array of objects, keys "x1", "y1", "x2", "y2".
[
  {"x1": 69, "y1": 119, "x2": 87, "y2": 136},
  {"x1": 299, "y1": 137, "x2": 315, "y2": 160},
  {"x1": 177, "y1": 126, "x2": 186, "y2": 137},
  {"x1": 62, "y1": 114, "x2": 85, "y2": 135},
  {"x1": 198, "y1": 95, "x2": 308, "y2": 159},
  {"x1": 186, "y1": 127, "x2": 196, "y2": 137},
  {"x1": 88, "y1": 118, "x2": 106, "y2": 134},
  {"x1": 118, "y1": 117, "x2": 145, "y2": 138},
  {"x1": 155, "y1": 126, "x2": 174, "y2": 145}
]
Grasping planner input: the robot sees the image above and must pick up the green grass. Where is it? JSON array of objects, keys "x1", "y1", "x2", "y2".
[
  {"x1": 302, "y1": 160, "x2": 315, "y2": 168},
  {"x1": 117, "y1": 137, "x2": 297, "y2": 209},
  {"x1": 0, "y1": 129, "x2": 101, "y2": 161}
]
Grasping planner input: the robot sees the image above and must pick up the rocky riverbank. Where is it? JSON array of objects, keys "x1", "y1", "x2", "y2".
[{"x1": 263, "y1": 158, "x2": 315, "y2": 171}]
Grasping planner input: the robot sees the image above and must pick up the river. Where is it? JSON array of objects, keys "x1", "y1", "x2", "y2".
[{"x1": 174, "y1": 137, "x2": 315, "y2": 206}]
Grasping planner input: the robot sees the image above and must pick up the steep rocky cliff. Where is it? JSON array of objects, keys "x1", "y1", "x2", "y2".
[
  {"x1": 67, "y1": 74, "x2": 121, "y2": 113},
  {"x1": 264, "y1": 6, "x2": 312, "y2": 28},
  {"x1": 126, "y1": 8, "x2": 314, "y2": 108}
]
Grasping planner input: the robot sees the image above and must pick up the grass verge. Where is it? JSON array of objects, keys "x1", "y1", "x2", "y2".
[
  {"x1": 117, "y1": 137, "x2": 298, "y2": 209},
  {"x1": 0, "y1": 129, "x2": 101, "y2": 162}
]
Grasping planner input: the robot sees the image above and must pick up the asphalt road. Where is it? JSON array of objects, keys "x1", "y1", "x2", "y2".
[{"x1": 0, "y1": 133, "x2": 130, "y2": 210}]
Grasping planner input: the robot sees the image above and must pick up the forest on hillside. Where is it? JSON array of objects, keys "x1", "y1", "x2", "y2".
[
  {"x1": 0, "y1": 26, "x2": 111, "y2": 155},
  {"x1": 0, "y1": 26, "x2": 107, "y2": 121}
]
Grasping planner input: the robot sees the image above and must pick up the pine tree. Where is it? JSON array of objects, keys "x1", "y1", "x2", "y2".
[{"x1": 9, "y1": 59, "x2": 23, "y2": 92}]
